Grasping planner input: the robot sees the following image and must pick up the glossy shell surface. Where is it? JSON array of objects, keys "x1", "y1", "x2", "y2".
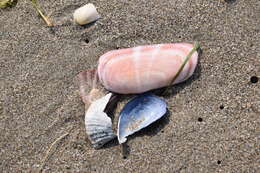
[
  {"x1": 117, "y1": 93, "x2": 167, "y2": 144},
  {"x1": 98, "y1": 43, "x2": 198, "y2": 94}
]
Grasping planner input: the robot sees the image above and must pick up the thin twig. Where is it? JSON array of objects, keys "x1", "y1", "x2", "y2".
[
  {"x1": 30, "y1": 0, "x2": 53, "y2": 26},
  {"x1": 38, "y1": 132, "x2": 69, "y2": 173},
  {"x1": 162, "y1": 42, "x2": 200, "y2": 95}
]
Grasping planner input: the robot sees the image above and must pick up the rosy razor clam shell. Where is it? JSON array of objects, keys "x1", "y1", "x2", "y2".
[{"x1": 98, "y1": 43, "x2": 198, "y2": 94}]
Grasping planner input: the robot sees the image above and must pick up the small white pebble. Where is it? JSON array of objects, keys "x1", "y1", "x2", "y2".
[{"x1": 73, "y1": 3, "x2": 100, "y2": 25}]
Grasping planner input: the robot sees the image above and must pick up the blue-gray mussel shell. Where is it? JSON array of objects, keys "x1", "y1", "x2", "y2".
[{"x1": 117, "y1": 93, "x2": 167, "y2": 144}]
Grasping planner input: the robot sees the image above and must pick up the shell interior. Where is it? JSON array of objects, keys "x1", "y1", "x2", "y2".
[{"x1": 117, "y1": 93, "x2": 167, "y2": 144}]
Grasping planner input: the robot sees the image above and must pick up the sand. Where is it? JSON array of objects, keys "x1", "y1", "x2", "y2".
[{"x1": 0, "y1": 0, "x2": 259, "y2": 172}]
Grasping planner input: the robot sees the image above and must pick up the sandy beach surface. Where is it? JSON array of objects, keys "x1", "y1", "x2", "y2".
[{"x1": 0, "y1": 0, "x2": 259, "y2": 172}]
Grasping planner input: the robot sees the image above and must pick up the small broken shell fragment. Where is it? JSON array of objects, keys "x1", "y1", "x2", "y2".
[
  {"x1": 85, "y1": 93, "x2": 116, "y2": 149},
  {"x1": 76, "y1": 69, "x2": 117, "y2": 148},
  {"x1": 73, "y1": 3, "x2": 100, "y2": 25},
  {"x1": 117, "y1": 93, "x2": 167, "y2": 144}
]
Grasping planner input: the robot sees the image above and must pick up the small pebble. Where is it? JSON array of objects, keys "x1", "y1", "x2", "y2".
[{"x1": 73, "y1": 3, "x2": 100, "y2": 25}]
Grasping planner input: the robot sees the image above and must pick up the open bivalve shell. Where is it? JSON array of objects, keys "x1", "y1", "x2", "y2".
[
  {"x1": 117, "y1": 93, "x2": 167, "y2": 144},
  {"x1": 85, "y1": 93, "x2": 116, "y2": 149}
]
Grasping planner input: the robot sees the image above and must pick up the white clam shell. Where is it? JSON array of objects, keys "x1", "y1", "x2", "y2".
[
  {"x1": 73, "y1": 3, "x2": 100, "y2": 25},
  {"x1": 85, "y1": 93, "x2": 116, "y2": 148}
]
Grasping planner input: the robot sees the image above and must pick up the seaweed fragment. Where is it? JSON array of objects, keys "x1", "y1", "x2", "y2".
[{"x1": 0, "y1": 0, "x2": 18, "y2": 8}]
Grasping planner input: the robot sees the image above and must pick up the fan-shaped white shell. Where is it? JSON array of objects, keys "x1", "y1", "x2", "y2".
[{"x1": 85, "y1": 93, "x2": 116, "y2": 148}]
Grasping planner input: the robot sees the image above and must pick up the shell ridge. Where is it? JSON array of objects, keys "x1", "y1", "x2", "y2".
[
  {"x1": 132, "y1": 46, "x2": 143, "y2": 92},
  {"x1": 84, "y1": 93, "x2": 116, "y2": 149},
  {"x1": 146, "y1": 44, "x2": 162, "y2": 85},
  {"x1": 85, "y1": 93, "x2": 112, "y2": 114}
]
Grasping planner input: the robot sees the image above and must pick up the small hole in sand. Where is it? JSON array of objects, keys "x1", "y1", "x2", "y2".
[
  {"x1": 220, "y1": 105, "x2": 224, "y2": 110},
  {"x1": 198, "y1": 117, "x2": 203, "y2": 122},
  {"x1": 161, "y1": 130, "x2": 164, "y2": 133},
  {"x1": 224, "y1": 0, "x2": 236, "y2": 3},
  {"x1": 84, "y1": 39, "x2": 90, "y2": 43},
  {"x1": 250, "y1": 76, "x2": 258, "y2": 84},
  {"x1": 217, "y1": 160, "x2": 221, "y2": 164},
  {"x1": 123, "y1": 156, "x2": 127, "y2": 159}
]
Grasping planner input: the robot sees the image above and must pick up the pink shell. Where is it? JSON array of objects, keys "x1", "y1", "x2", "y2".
[{"x1": 98, "y1": 43, "x2": 199, "y2": 94}]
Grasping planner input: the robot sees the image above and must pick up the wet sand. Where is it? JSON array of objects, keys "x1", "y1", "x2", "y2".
[{"x1": 0, "y1": 0, "x2": 259, "y2": 172}]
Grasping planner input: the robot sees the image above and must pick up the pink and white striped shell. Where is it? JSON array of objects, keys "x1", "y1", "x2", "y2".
[{"x1": 98, "y1": 43, "x2": 199, "y2": 94}]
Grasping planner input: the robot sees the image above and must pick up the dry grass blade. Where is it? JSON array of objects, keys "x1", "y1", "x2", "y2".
[
  {"x1": 30, "y1": 0, "x2": 53, "y2": 26},
  {"x1": 37, "y1": 132, "x2": 69, "y2": 173},
  {"x1": 162, "y1": 42, "x2": 200, "y2": 95}
]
